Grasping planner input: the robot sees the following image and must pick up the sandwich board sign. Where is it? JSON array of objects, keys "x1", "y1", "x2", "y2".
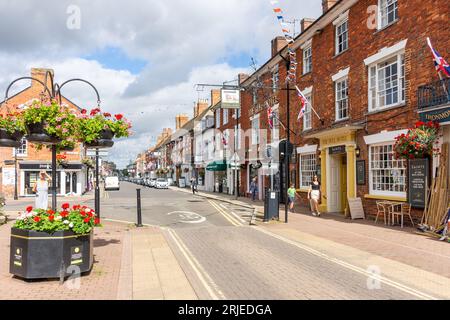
[{"x1": 347, "y1": 197, "x2": 365, "y2": 220}]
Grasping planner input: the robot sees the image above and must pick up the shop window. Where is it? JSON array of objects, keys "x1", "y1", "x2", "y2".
[
  {"x1": 369, "y1": 143, "x2": 406, "y2": 197},
  {"x1": 299, "y1": 153, "x2": 316, "y2": 188}
]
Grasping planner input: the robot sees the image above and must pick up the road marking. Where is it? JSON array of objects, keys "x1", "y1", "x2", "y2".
[
  {"x1": 208, "y1": 200, "x2": 241, "y2": 226},
  {"x1": 254, "y1": 227, "x2": 438, "y2": 300},
  {"x1": 101, "y1": 218, "x2": 159, "y2": 227},
  {"x1": 219, "y1": 203, "x2": 247, "y2": 224},
  {"x1": 166, "y1": 228, "x2": 225, "y2": 300},
  {"x1": 167, "y1": 211, "x2": 206, "y2": 224}
]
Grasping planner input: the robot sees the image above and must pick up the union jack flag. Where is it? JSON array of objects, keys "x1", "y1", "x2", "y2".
[
  {"x1": 267, "y1": 104, "x2": 274, "y2": 129},
  {"x1": 296, "y1": 86, "x2": 309, "y2": 120},
  {"x1": 427, "y1": 37, "x2": 450, "y2": 78}
]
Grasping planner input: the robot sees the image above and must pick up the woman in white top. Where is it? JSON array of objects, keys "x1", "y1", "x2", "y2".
[
  {"x1": 33, "y1": 171, "x2": 51, "y2": 210},
  {"x1": 307, "y1": 175, "x2": 321, "y2": 217}
]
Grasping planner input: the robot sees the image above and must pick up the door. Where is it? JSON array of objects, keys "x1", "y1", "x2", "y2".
[
  {"x1": 72, "y1": 173, "x2": 78, "y2": 194},
  {"x1": 328, "y1": 155, "x2": 341, "y2": 212}
]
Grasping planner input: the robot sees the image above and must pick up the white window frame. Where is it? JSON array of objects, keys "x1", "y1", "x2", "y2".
[
  {"x1": 378, "y1": 0, "x2": 398, "y2": 30},
  {"x1": 223, "y1": 109, "x2": 229, "y2": 125},
  {"x1": 14, "y1": 138, "x2": 27, "y2": 157},
  {"x1": 271, "y1": 104, "x2": 280, "y2": 144},
  {"x1": 251, "y1": 114, "x2": 260, "y2": 146},
  {"x1": 252, "y1": 89, "x2": 258, "y2": 106},
  {"x1": 335, "y1": 77, "x2": 349, "y2": 121},
  {"x1": 368, "y1": 142, "x2": 406, "y2": 198},
  {"x1": 272, "y1": 66, "x2": 279, "y2": 93},
  {"x1": 335, "y1": 19, "x2": 349, "y2": 55},
  {"x1": 368, "y1": 53, "x2": 405, "y2": 112},
  {"x1": 299, "y1": 153, "x2": 317, "y2": 188},
  {"x1": 303, "y1": 91, "x2": 312, "y2": 131},
  {"x1": 216, "y1": 109, "x2": 221, "y2": 128},
  {"x1": 303, "y1": 45, "x2": 312, "y2": 74}
]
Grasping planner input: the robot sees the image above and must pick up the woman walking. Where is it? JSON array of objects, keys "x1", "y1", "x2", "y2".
[
  {"x1": 33, "y1": 171, "x2": 51, "y2": 210},
  {"x1": 308, "y1": 175, "x2": 321, "y2": 217}
]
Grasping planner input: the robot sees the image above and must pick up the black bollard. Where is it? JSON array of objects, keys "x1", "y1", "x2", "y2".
[{"x1": 136, "y1": 189, "x2": 143, "y2": 227}]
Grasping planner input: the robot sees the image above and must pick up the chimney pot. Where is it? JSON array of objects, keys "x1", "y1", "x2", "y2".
[
  {"x1": 300, "y1": 18, "x2": 315, "y2": 33},
  {"x1": 271, "y1": 36, "x2": 288, "y2": 57},
  {"x1": 322, "y1": 0, "x2": 338, "y2": 14}
]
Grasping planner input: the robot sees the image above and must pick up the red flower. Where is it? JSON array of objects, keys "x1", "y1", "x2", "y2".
[
  {"x1": 415, "y1": 121, "x2": 425, "y2": 128},
  {"x1": 80, "y1": 211, "x2": 86, "y2": 217},
  {"x1": 88, "y1": 212, "x2": 93, "y2": 218},
  {"x1": 33, "y1": 216, "x2": 41, "y2": 222},
  {"x1": 47, "y1": 209, "x2": 55, "y2": 215},
  {"x1": 62, "y1": 203, "x2": 70, "y2": 210},
  {"x1": 49, "y1": 215, "x2": 55, "y2": 222},
  {"x1": 103, "y1": 112, "x2": 111, "y2": 118},
  {"x1": 73, "y1": 204, "x2": 80, "y2": 210},
  {"x1": 94, "y1": 218, "x2": 100, "y2": 225},
  {"x1": 81, "y1": 109, "x2": 87, "y2": 115},
  {"x1": 60, "y1": 211, "x2": 69, "y2": 218},
  {"x1": 114, "y1": 114, "x2": 123, "y2": 121},
  {"x1": 84, "y1": 217, "x2": 91, "y2": 223},
  {"x1": 26, "y1": 206, "x2": 33, "y2": 213}
]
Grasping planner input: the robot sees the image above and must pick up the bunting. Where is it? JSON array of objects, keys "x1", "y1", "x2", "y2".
[{"x1": 270, "y1": 0, "x2": 298, "y2": 83}]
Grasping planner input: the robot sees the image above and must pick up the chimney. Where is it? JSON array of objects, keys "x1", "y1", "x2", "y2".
[
  {"x1": 238, "y1": 73, "x2": 249, "y2": 85},
  {"x1": 175, "y1": 114, "x2": 189, "y2": 130},
  {"x1": 31, "y1": 68, "x2": 54, "y2": 90},
  {"x1": 271, "y1": 36, "x2": 288, "y2": 57},
  {"x1": 301, "y1": 18, "x2": 315, "y2": 33},
  {"x1": 322, "y1": 0, "x2": 338, "y2": 13},
  {"x1": 211, "y1": 89, "x2": 221, "y2": 107},
  {"x1": 194, "y1": 99, "x2": 209, "y2": 118}
]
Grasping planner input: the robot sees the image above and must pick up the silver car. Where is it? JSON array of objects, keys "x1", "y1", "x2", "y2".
[{"x1": 155, "y1": 178, "x2": 169, "y2": 189}]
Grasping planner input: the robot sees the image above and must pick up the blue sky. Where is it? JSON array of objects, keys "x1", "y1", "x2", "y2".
[{"x1": 84, "y1": 47, "x2": 147, "y2": 75}]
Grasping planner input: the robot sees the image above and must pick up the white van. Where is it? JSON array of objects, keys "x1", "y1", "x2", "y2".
[{"x1": 104, "y1": 176, "x2": 120, "y2": 191}]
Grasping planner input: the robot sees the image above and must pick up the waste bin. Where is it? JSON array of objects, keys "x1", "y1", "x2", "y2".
[{"x1": 264, "y1": 188, "x2": 279, "y2": 222}]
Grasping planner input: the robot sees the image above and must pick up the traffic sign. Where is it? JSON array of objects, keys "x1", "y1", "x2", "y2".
[{"x1": 86, "y1": 150, "x2": 109, "y2": 157}]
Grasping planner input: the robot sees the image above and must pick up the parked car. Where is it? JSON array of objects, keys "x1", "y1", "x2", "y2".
[
  {"x1": 149, "y1": 178, "x2": 157, "y2": 188},
  {"x1": 155, "y1": 178, "x2": 169, "y2": 189},
  {"x1": 104, "y1": 176, "x2": 120, "y2": 191}
]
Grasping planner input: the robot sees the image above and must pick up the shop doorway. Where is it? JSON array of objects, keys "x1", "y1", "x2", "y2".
[{"x1": 328, "y1": 153, "x2": 347, "y2": 213}]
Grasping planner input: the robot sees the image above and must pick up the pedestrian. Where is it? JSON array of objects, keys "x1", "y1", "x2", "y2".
[
  {"x1": 308, "y1": 175, "x2": 321, "y2": 216},
  {"x1": 32, "y1": 171, "x2": 51, "y2": 210},
  {"x1": 190, "y1": 177, "x2": 197, "y2": 195},
  {"x1": 287, "y1": 184, "x2": 299, "y2": 213},
  {"x1": 249, "y1": 177, "x2": 258, "y2": 201}
]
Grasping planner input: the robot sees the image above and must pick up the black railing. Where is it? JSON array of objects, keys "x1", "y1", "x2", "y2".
[{"x1": 418, "y1": 78, "x2": 450, "y2": 109}]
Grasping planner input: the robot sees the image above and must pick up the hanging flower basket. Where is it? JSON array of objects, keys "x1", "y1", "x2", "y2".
[
  {"x1": 78, "y1": 109, "x2": 131, "y2": 150},
  {"x1": 0, "y1": 112, "x2": 26, "y2": 148},
  {"x1": 26, "y1": 121, "x2": 61, "y2": 144},
  {"x1": 394, "y1": 121, "x2": 441, "y2": 160}
]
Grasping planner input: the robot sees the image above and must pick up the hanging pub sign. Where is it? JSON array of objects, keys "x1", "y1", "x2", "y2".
[
  {"x1": 221, "y1": 89, "x2": 240, "y2": 109},
  {"x1": 408, "y1": 158, "x2": 429, "y2": 209}
]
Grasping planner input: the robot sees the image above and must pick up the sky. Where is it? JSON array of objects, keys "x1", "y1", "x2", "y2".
[{"x1": 0, "y1": 0, "x2": 321, "y2": 169}]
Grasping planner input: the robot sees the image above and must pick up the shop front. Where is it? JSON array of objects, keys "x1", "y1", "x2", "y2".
[
  {"x1": 19, "y1": 162, "x2": 85, "y2": 197},
  {"x1": 305, "y1": 126, "x2": 362, "y2": 214},
  {"x1": 206, "y1": 160, "x2": 228, "y2": 193}
]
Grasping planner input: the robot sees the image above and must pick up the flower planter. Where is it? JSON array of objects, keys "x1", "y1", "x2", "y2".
[
  {"x1": 84, "y1": 129, "x2": 114, "y2": 149},
  {"x1": 0, "y1": 129, "x2": 24, "y2": 148},
  {"x1": 10, "y1": 228, "x2": 94, "y2": 280},
  {"x1": 26, "y1": 122, "x2": 61, "y2": 145}
]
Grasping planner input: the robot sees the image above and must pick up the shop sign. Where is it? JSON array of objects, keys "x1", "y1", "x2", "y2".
[
  {"x1": 408, "y1": 158, "x2": 429, "y2": 208},
  {"x1": 329, "y1": 145, "x2": 346, "y2": 155},
  {"x1": 419, "y1": 108, "x2": 450, "y2": 124},
  {"x1": 221, "y1": 89, "x2": 240, "y2": 109},
  {"x1": 250, "y1": 95, "x2": 279, "y2": 116},
  {"x1": 356, "y1": 160, "x2": 366, "y2": 185},
  {"x1": 2, "y1": 168, "x2": 15, "y2": 186}
]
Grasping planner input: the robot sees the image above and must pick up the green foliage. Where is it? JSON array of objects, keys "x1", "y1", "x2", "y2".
[
  {"x1": 0, "y1": 111, "x2": 26, "y2": 134},
  {"x1": 394, "y1": 121, "x2": 441, "y2": 160}
]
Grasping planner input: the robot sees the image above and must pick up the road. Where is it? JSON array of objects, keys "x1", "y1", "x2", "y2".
[
  {"x1": 4, "y1": 182, "x2": 434, "y2": 299},
  {"x1": 94, "y1": 182, "x2": 429, "y2": 300}
]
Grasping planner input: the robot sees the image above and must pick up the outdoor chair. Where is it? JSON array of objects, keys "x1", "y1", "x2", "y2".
[
  {"x1": 375, "y1": 201, "x2": 388, "y2": 225},
  {"x1": 391, "y1": 203, "x2": 414, "y2": 228}
]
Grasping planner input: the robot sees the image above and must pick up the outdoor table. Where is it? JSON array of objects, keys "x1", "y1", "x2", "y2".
[{"x1": 378, "y1": 201, "x2": 404, "y2": 226}]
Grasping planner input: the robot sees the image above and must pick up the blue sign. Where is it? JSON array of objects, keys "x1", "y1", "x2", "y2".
[{"x1": 420, "y1": 107, "x2": 450, "y2": 123}]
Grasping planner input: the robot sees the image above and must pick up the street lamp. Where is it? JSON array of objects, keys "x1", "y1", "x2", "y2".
[{"x1": 3, "y1": 72, "x2": 102, "y2": 213}]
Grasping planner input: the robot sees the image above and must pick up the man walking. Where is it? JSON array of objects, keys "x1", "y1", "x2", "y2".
[
  {"x1": 249, "y1": 177, "x2": 258, "y2": 201},
  {"x1": 190, "y1": 177, "x2": 197, "y2": 195}
]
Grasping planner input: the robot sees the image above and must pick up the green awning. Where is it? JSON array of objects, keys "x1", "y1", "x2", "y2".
[{"x1": 206, "y1": 160, "x2": 227, "y2": 171}]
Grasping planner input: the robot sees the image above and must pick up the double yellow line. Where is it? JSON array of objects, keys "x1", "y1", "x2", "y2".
[{"x1": 208, "y1": 200, "x2": 242, "y2": 227}]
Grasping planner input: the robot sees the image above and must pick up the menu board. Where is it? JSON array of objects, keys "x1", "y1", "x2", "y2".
[
  {"x1": 356, "y1": 160, "x2": 366, "y2": 185},
  {"x1": 408, "y1": 159, "x2": 429, "y2": 209}
]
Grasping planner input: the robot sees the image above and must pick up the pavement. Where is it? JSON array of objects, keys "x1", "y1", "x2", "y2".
[{"x1": 0, "y1": 182, "x2": 449, "y2": 300}]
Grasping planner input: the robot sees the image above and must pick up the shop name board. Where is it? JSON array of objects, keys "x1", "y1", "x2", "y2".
[
  {"x1": 408, "y1": 158, "x2": 429, "y2": 209},
  {"x1": 20, "y1": 163, "x2": 83, "y2": 170},
  {"x1": 419, "y1": 108, "x2": 450, "y2": 124},
  {"x1": 250, "y1": 95, "x2": 279, "y2": 116},
  {"x1": 329, "y1": 145, "x2": 346, "y2": 155},
  {"x1": 221, "y1": 89, "x2": 240, "y2": 109}
]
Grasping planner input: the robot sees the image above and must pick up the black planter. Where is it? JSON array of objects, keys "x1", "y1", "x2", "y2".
[
  {"x1": 26, "y1": 122, "x2": 61, "y2": 145},
  {"x1": 10, "y1": 228, "x2": 94, "y2": 280},
  {"x1": 0, "y1": 129, "x2": 24, "y2": 148},
  {"x1": 84, "y1": 129, "x2": 114, "y2": 149}
]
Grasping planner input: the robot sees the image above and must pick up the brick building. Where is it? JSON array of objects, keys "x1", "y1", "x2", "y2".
[
  {"x1": 237, "y1": 0, "x2": 449, "y2": 219},
  {"x1": 0, "y1": 68, "x2": 87, "y2": 198}
]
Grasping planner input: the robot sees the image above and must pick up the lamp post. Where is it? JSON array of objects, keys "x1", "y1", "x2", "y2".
[{"x1": 3, "y1": 72, "x2": 101, "y2": 212}]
